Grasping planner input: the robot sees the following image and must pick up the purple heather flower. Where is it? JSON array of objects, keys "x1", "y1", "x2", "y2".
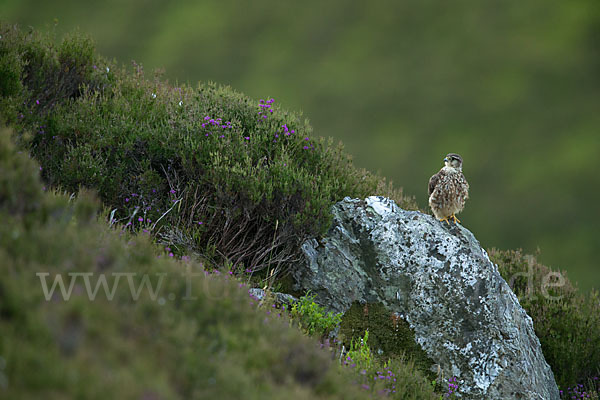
[
  {"x1": 36, "y1": 100, "x2": 40, "y2": 105},
  {"x1": 245, "y1": 137, "x2": 250, "y2": 140},
  {"x1": 138, "y1": 217, "x2": 143, "y2": 222},
  {"x1": 170, "y1": 189, "x2": 176, "y2": 194},
  {"x1": 169, "y1": 252, "x2": 174, "y2": 257}
]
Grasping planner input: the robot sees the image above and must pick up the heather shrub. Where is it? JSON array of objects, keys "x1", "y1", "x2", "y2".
[
  {"x1": 490, "y1": 248, "x2": 600, "y2": 390},
  {"x1": 0, "y1": 125, "x2": 442, "y2": 399},
  {"x1": 0, "y1": 22, "x2": 415, "y2": 277},
  {"x1": 0, "y1": 126, "x2": 380, "y2": 399}
]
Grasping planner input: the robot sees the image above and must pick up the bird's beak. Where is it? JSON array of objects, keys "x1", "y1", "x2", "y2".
[{"x1": 444, "y1": 157, "x2": 448, "y2": 162}]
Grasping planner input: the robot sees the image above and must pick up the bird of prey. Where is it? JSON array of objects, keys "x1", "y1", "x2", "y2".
[{"x1": 428, "y1": 153, "x2": 469, "y2": 224}]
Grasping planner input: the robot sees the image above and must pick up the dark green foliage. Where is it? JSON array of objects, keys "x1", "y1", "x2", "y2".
[
  {"x1": 0, "y1": 126, "x2": 385, "y2": 400},
  {"x1": 0, "y1": 22, "x2": 415, "y2": 276},
  {"x1": 491, "y1": 248, "x2": 600, "y2": 390},
  {"x1": 0, "y1": 125, "x2": 42, "y2": 216},
  {"x1": 338, "y1": 302, "x2": 436, "y2": 383},
  {"x1": 341, "y1": 330, "x2": 439, "y2": 399},
  {"x1": 0, "y1": 49, "x2": 22, "y2": 98}
]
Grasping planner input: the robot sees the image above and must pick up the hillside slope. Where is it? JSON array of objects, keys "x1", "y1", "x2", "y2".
[{"x1": 0, "y1": 126, "x2": 439, "y2": 399}]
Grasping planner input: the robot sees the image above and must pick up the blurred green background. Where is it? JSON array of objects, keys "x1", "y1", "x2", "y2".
[{"x1": 2, "y1": 0, "x2": 599, "y2": 291}]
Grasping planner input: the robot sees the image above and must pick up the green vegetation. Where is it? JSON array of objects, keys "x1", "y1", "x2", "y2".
[
  {"x1": 2, "y1": 0, "x2": 599, "y2": 290},
  {"x1": 492, "y1": 249, "x2": 600, "y2": 392},
  {"x1": 1, "y1": 23, "x2": 599, "y2": 399},
  {"x1": 341, "y1": 330, "x2": 439, "y2": 399},
  {"x1": 290, "y1": 292, "x2": 343, "y2": 337},
  {"x1": 338, "y1": 302, "x2": 436, "y2": 383},
  {"x1": 0, "y1": 22, "x2": 414, "y2": 277},
  {"x1": 0, "y1": 124, "x2": 437, "y2": 398}
]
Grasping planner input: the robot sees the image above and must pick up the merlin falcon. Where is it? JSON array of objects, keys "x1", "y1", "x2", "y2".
[{"x1": 428, "y1": 153, "x2": 469, "y2": 224}]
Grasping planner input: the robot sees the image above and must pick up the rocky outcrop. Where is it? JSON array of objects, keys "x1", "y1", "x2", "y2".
[{"x1": 293, "y1": 196, "x2": 559, "y2": 400}]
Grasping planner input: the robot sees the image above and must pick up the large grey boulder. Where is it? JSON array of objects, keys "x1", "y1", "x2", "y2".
[{"x1": 293, "y1": 196, "x2": 559, "y2": 400}]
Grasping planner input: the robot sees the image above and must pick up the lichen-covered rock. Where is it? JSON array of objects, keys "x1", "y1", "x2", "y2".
[
  {"x1": 293, "y1": 196, "x2": 559, "y2": 400},
  {"x1": 248, "y1": 287, "x2": 298, "y2": 306}
]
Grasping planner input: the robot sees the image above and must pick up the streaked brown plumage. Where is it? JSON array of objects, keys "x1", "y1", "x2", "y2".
[{"x1": 428, "y1": 153, "x2": 469, "y2": 224}]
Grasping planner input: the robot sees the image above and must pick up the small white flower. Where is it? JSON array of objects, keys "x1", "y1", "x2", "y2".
[
  {"x1": 106, "y1": 66, "x2": 110, "y2": 73},
  {"x1": 178, "y1": 100, "x2": 183, "y2": 106},
  {"x1": 151, "y1": 93, "x2": 157, "y2": 98}
]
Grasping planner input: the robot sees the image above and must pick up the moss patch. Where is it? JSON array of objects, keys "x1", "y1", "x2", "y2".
[{"x1": 339, "y1": 302, "x2": 435, "y2": 380}]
